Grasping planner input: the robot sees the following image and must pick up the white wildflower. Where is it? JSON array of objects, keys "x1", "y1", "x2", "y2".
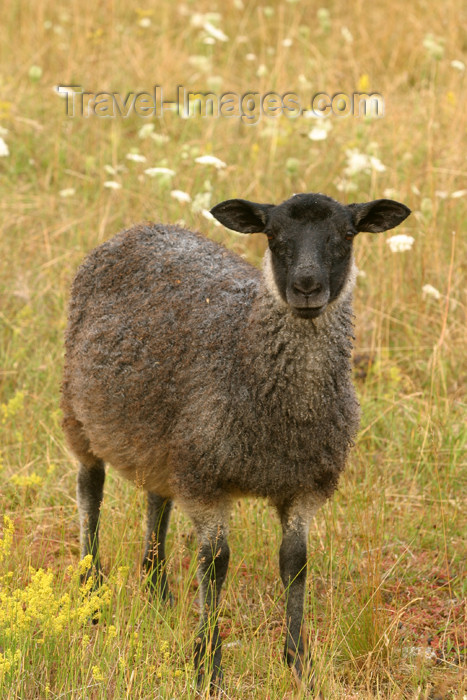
[
  {"x1": 451, "y1": 189, "x2": 467, "y2": 199},
  {"x1": 245, "y1": 53, "x2": 257, "y2": 61},
  {"x1": 335, "y1": 179, "x2": 358, "y2": 193},
  {"x1": 103, "y1": 181, "x2": 122, "y2": 190},
  {"x1": 195, "y1": 155, "x2": 226, "y2": 169},
  {"x1": 450, "y1": 59, "x2": 465, "y2": 71},
  {"x1": 256, "y1": 64, "x2": 268, "y2": 77},
  {"x1": 171, "y1": 190, "x2": 192, "y2": 203},
  {"x1": 126, "y1": 153, "x2": 147, "y2": 163},
  {"x1": 368, "y1": 155, "x2": 386, "y2": 172},
  {"x1": 435, "y1": 190, "x2": 449, "y2": 199},
  {"x1": 423, "y1": 33, "x2": 444, "y2": 60},
  {"x1": 343, "y1": 151, "x2": 368, "y2": 175},
  {"x1": 144, "y1": 167, "x2": 176, "y2": 178},
  {"x1": 59, "y1": 187, "x2": 75, "y2": 198},
  {"x1": 192, "y1": 191, "x2": 212, "y2": 212},
  {"x1": 282, "y1": 38, "x2": 293, "y2": 47},
  {"x1": 28, "y1": 65, "x2": 42, "y2": 81},
  {"x1": 386, "y1": 234, "x2": 414, "y2": 253},
  {"x1": 298, "y1": 74, "x2": 312, "y2": 89},
  {"x1": 190, "y1": 13, "x2": 205, "y2": 27},
  {"x1": 341, "y1": 26, "x2": 353, "y2": 43},
  {"x1": 201, "y1": 209, "x2": 220, "y2": 225},
  {"x1": 188, "y1": 55, "x2": 211, "y2": 72},
  {"x1": 308, "y1": 127, "x2": 328, "y2": 141},
  {"x1": 104, "y1": 164, "x2": 126, "y2": 175},
  {"x1": 138, "y1": 123, "x2": 155, "y2": 139},
  {"x1": 203, "y1": 21, "x2": 228, "y2": 42},
  {"x1": 190, "y1": 12, "x2": 221, "y2": 27},
  {"x1": 151, "y1": 134, "x2": 170, "y2": 144},
  {"x1": 422, "y1": 284, "x2": 441, "y2": 300},
  {"x1": 150, "y1": 133, "x2": 170, "y2": 144},
  {"x1": 138, "y1": 18, "x2": 151, "y2": 28},
  {"x1": 0, "y1": 137, "x2": 9, "y2": 157},
  {"x1": 344, "y1": 149, "x2": 386, "y2": 176},
  {"x1": 383, "y1": 188, "x2": 398, "y2": 199},
  {"x1": 317, "y1": 7, "x2": 331, "y2": 31}
]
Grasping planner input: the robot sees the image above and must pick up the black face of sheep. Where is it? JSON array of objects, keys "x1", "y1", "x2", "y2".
[
  {"x1": 62, "y1": 191, "x2": 411, "y2": 696},
  {"x1": 211, "y1": 194, "x2": 411, "y2": 319}
]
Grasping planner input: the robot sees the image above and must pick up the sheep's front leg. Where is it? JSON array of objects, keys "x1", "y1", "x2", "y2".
[
  {"x1": 142, "y1": 492, "x2": 172, "y2": 601},
  {"x1": 186, "y1": 502, "x2": 231, "y2": 692},
  {"x1": 277, "y1": 497, "x2": 321, "y2": 684},
  {"x1": 77, "y1": 459, "x2": 105, "y2": 586}
]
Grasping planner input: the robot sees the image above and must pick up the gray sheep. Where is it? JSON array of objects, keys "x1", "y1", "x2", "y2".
[{"x1": 61, "y1": 192, "x2": 410, "y2": 693}]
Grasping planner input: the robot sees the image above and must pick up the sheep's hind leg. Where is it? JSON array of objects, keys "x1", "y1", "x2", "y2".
[
  {"x1": 277, "y1": 496, "x2": 321, "y2": 689},
  {"x1": 77, "y1": 459, "x2": 105, "y2": 587},
  {"x1": 142, "y1": 492, "x2": 173, "y2": 602},
  {"x1": 186, "y1": 501, "x2": 231, "y2": 693}
]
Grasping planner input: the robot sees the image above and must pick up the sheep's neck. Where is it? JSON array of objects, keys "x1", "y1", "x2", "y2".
[{"x1": 238, "y1": 280, "x2": 356, "y2": 405}]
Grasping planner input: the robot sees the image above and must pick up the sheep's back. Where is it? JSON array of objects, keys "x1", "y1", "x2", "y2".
[{"x1": 62, "y1": 224, "x2": 259, "y2": 494}]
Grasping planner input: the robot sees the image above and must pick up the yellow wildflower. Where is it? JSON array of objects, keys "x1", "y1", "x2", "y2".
[
  {"x1": 77, "y1": 554, "x2": 93, "y2": 577},
  {"x1": 0, "y1": 563, "x2": 110, "y2": 641},
  {"x1": 11, "y1": 473, "x2": 43, "y2": 488},
  {"x1": 0, "y1": 648, "x2": 21, "y2": 678},
  {"x1": 0, "y1": 515, "x2": 14, "y2": 563},
  {"x1": 92, "y1": 665, "x2": 106, "y2": 682},
  {"x1": 1, "y1": 390, "x2": 25, "y2": 423},
  {"x1": 357, "y1": 74, "x2": 370, "y2": 92}
]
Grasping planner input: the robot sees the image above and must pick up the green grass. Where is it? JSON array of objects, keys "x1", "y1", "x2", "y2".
[{"x1": 0, "y1": 0, "x2": 466, "y2": 697}]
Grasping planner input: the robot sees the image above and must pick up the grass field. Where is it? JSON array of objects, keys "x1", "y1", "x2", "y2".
[{"x1": 0, "y1": 0, "x2": 466, "y2": 698}]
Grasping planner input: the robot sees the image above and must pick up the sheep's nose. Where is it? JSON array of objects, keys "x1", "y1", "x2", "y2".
[{"x1": 292, "y1": 277, "x2": 323, "y2": 296}]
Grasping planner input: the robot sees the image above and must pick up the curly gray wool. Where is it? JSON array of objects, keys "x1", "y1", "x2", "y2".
[{"x1": 61, "y1": 223, "x2": 360, "y2": 505}]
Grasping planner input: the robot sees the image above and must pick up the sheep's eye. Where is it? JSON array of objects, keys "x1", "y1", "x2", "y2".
[{"x1": 345, "y1": 232, "x2": 355, "y2": 241}]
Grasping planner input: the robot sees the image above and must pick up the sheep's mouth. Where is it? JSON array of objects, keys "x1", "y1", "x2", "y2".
[{"x1": 292, "y1": 305, "x2": 326, "y2": 319}]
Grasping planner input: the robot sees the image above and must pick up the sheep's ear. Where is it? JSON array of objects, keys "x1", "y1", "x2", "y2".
[
  {"x1": 348, "y1": 199, "x2": 411, "y2": 233},
  {"x1": 210, "y1": 199, "x2": 275, "y2": 233}
]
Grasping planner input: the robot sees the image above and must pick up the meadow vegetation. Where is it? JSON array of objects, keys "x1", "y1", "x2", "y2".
[{"x1": 0, "y1": 0, "x2": 465, "y2": 697}]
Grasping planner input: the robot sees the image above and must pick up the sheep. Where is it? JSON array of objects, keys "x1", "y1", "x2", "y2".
[{"x1": 61, "y1": 192, "x2": 410, "y2": 692}]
